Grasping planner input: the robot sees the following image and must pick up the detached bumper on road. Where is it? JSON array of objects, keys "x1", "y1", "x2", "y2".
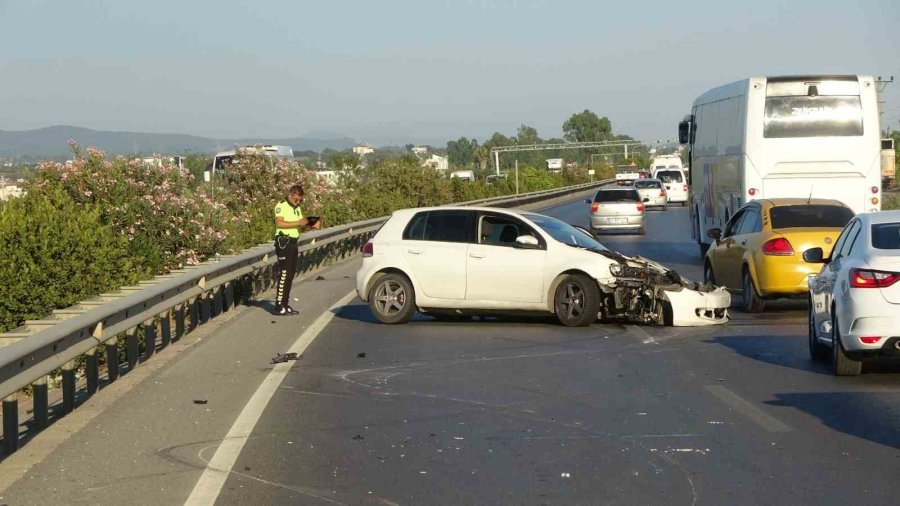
[{"x1": 663, "y1": 286, "x2": 731, "y2": 326}]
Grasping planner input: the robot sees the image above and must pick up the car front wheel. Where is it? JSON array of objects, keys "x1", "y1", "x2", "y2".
[
  {"x1": 554, "y1": 274, "x2": 601, "y2": 327},
  {"x1": 808, "y1": 299, "x2": 828, "y2": 361},
  {"x1": 369, "y1": 273, "x2": 416, "y2": 324}
]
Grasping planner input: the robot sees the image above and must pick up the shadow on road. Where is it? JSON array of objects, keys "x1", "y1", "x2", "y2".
[
  {"x1": 334, "y1": 303, "x2": 585, "y2": 327},
  {"x1": 706, "y1": 334, "x2": 834, "y2": 375},
  {"x1": 766, "y1": 391, "x2": 900, "y2": 449}
]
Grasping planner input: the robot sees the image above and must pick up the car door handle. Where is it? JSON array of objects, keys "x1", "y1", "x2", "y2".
[
  {"x1": 407, "y1": 249, "x2": 422, "y2": 255},
  {"x1": 469, "y1": 253, "x2": 486, "y2": 259}
]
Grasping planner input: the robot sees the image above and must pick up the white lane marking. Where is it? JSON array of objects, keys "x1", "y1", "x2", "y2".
[
  {"x1": 705, "y1": 385, "x2": 792, "y2": 433},
  {"x1": 184, "y1": 291, "x2": 357, "y2": 506}
]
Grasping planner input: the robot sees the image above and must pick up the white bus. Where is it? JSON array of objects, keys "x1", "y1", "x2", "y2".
[{"x1": 679, "y1": 75, "x2": 883, "y2": 256}]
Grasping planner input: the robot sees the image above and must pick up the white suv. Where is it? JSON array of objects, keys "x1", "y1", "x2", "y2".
[
  {"x1": 356, "y1": 207, "x2": 730, "y2": 327},
  {"x1": 652, "y1": 168, "x2": 688, "y2": 206}
]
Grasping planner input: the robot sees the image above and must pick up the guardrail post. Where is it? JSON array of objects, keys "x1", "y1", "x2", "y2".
[
  {"x1": 199, "y1": 292, "x2": 211, "y2": 324},
  {"x1": 106, "y1": 339, "x2": 119, "y2": 383},
  {"x1": 143, "y1": 318, "x2": 156, "y2": 360},
  {"x1": 212, "y1": 287, "x2": 224, "y2": 317},
  {"x1": 174, "y1": 304, "x2": 185, "y2": 341},
  {"x1": 126, "y1": 327, "x2": 140, "y2": 371},
  {"x1": 86, "y1": 347, "x2": 99, "y2": 395},
  {"x1": 160, "y1": 310, "x2": 172, "y2": 348},
  {"x1": 189, "y1": 297, "x2": 200, "y2": 332},
  {"x1": 33, "y1": 376, "x2": 49, "y2": 429},
  {"x1": 62, "y1": 360, "x2": 76, "y2": 415},
  {"x1": 225, "y1": 281, "x2": 235, "y2": 312},
  {"x1": 3, "y1": 394, "x2": 18, "y2": 454}
]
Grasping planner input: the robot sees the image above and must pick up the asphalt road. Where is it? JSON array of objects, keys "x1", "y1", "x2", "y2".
[
  {"x1": 3, "y1": 199, "x2": 899, "y2": 506},
  {"x1": 217, "y1": 202, "x2": 900, "y2": 505}
]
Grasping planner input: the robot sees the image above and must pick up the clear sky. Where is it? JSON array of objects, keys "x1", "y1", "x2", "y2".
[{"x1": 1, "y1": 0, "x2": 898, "y2": 146}]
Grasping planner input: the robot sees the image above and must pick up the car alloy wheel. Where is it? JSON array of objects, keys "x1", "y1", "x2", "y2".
[
  {"x1": 808, "y1": 299, "x2": 828, "y2": 361},
  {"x1": 742, "y1": 270, "x2": 765, "y2": 313},
  {"x1": 369, "y1": 273, "x2": 416, "y2": 324},
  {"x1": 554, "y1": 274, "x2": 601, "y2": 327},
  {"x1": 831, "y1": 312, "x2": 862, "y2": 376}
]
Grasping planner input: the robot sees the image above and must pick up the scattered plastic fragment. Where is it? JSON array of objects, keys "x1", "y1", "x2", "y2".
[
  {"x1": 193, "y1": 399, "x2": 208, "y2": 405},
  {"x1": 353, "y1": 434, "x2": 365, "y2": 441},
  {"x1": 271, "y1": 352, "x2": 301, "y2": 364},
  {"x1": 315, "y1": 275, "x2": 326, "y2": 281},
  {"x1": 357, "y1": 352, "x2": 367, "y2": 359}
]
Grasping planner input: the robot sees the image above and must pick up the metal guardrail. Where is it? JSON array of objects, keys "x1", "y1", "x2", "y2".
[{"x1": 0, "y1": 179, "x2": 611, "y2": 454}]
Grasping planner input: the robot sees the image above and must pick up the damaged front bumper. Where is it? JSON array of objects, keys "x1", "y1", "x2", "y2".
[{"x1": 600, "y1": 254, "x2": 731, "y2": 327}]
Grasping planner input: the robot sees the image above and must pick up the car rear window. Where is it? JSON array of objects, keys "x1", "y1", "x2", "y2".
[
  {"x1": 594, "y1": 189, "x2": 640, "y2": 202},
  {"x1": 769, "y1": 205, "x2": 854, "y2": 229},
  {"x1": 656, "y1": 170, "x2": 683, "y2": 183},
  {"x1": 634, "y1": 180, "x2": 661, "y2": 188},
  {"x1": 872, "y1": 223, "x2": 900, "y2": 249}
]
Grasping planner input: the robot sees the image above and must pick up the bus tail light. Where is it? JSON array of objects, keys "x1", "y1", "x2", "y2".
[
  {"x1": 871, "y1": 197, "x2": 879, "y2": 205},
  {"x1": 762, "y1": 237, "x2": 794, "y2": 255},
  {"x1": 748, "y1": 188, "x2": 758, "y2": 197},
  {"x1": 871, "y1": 186, "x2": 879, "y2": 194}
]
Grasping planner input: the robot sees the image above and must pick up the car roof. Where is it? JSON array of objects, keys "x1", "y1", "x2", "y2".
[
  {"x1": 857, "y1": 209, "x2": 900, "y2": 225},
  {"x1": 757, "y1": 198, "x2": 849, "y2": 208}
]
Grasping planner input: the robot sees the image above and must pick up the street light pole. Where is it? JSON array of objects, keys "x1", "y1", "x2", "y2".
[{"x1": 515, "y1": 159, "x2": 519, "y2": 195}]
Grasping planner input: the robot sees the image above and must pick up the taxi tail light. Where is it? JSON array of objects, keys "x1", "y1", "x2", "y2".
[
  {"x1": 591, "y1": 202, "x2": 599, "y2": 213},
  {"x1": 849, "y1": 268, "x2": 900, "y2": 288},
  {"x1": 636, "y1": 202, "x2": 645, "y2": 212},
  {"x1": 362, "y1": 242, "x2": 374, "y2": 258},
  {"x1": 859, "y1": 336, "x2": 882, "y2": 344},
  {"x1": 761, "y1": 237, "x2": 794, "y2": 256}
]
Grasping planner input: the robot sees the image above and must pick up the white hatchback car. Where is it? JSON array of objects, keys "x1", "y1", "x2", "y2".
[
  {"x1": 806, "y1": 211, "x2": 900, "y2": 375},
  {"x1": 356, "y1": 207, "x2": 730, "y2": 327}
]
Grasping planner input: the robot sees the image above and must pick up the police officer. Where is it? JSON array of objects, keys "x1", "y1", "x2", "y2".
[{"x1": 273, "y1": 184, "x2": 320, "y2": 315}]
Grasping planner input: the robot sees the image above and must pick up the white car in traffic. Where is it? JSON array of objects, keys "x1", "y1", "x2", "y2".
[
  {"x1": 653, "y1": 168, "x2": 688, "y2": 206},
  {"x1": 806, "y1": 210, "x2": 900, "y2": 375},
  {"x1": 356, "y1": 207, "x2": 730, "y2": 327}
]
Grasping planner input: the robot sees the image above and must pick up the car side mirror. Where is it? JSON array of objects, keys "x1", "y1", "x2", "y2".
[
  {"x1": 514, "y1": 235, "x2": 541, "y2": 249},
  {"x1": 707, "y1": 228, "x2": 722, "y2": 241},
  {"x1": 678, "y1": 120, "x2": 690, "y2": 144},
  {"x1": 802, "y1": 247, "x2": 826, "y2": 264}
]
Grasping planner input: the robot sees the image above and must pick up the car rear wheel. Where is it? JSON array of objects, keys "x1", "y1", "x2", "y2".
[
  {"x1": 808, "y1": 299, "x2": 828, "y2": 361},
  {"x1": 554, "y1": 274, "x2": 600, "y2": 327},
  {"x1": 831, "y1": 312, "x2": 862, "y2": 376},
  {"x1": 741, "y1": 269, "x2": 765, "y2": 313},
  {"x1": 369, "y1": 273, "x2": 416, "y2": 324}
]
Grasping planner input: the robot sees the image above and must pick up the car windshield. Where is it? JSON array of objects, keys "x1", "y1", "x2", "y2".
[
  {"x1": 769, "y1": 205, "x2": 854, "y2": 229},
  {"x1": 871, "y1": 223, "x2": 900, "y2": 249},
  {"x1": 524, "y1": 213, "x2": 610, "y2": 251},
  {"x1": 634, "y1": 180, "x2": 660, "y2": 188},
  {"x1": 595, "y1": 189, "x2": 640, "y2": 202},
  {"x1": 656, "y1": 170, "x2": 683, "y2": 183}
]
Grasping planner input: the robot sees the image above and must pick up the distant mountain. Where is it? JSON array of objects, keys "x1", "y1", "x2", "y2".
[{"x1": 0, "y1": 125, "x2": 357, "y2": 159}]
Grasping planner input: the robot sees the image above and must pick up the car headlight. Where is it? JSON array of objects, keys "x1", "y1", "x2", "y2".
[{"x1": 609, "y1": 263, "x2": 623, "y2": 276}]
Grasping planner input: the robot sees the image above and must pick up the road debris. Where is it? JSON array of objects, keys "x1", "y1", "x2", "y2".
[
  {"x1": 193, "y1": 399, "x2": 208, "y2": 405},
  {"x1": 271, "y1": 352, "x2": 302, "y2": 364},
  {"x1": 357, "y1": 352, "x2": 367, "y2": 359}
]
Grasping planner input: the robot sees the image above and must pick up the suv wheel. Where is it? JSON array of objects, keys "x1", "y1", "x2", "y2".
[
  {"x1": 369, "y1": 273, "x2": 416, "y2": 324},
  {"x1": 554, "y1": 274, "x2": 601, "y2": 327}
]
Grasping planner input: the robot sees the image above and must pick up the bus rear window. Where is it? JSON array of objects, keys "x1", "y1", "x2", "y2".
[
  {"x1": 871, "y1": 223, "x2": 900, "y2": 250},
  {"x1": 764, "y1": 96, "x2": 863, "y2": 138},
  {"x1": 769, "y1": 205, "x2": 854, "y2": 229}
]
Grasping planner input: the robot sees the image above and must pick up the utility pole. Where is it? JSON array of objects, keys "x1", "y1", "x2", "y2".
[
  {"x1": 515, "y1": 159, "x2": 519, "y2": 195},
  {"x1": 876, "y1": 76, "x2": 894, "y2": 131},
  {"x1": 493, "y1": 149, "x2": 500, "y2": 176}
]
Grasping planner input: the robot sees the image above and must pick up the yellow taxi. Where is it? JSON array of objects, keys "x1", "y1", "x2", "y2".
[{"x1": 703, "y1": 198, "x2": 855, "y2": 312}]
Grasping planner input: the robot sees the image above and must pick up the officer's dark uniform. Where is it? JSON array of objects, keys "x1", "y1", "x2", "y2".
[{"x1": 274, "y1": 199, "x2": 303, "y2": 312}]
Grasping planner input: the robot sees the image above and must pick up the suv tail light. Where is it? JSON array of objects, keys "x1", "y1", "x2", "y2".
[
  {"x1": 591, "y1": 202, "x2": 599, "y2": 213},
  {"x1": 683, "y1": 184, "x2": 688, "y2": 192},
  {"x1": 636, "y1": 202, "x2": 644, "y2": 212},
  {"x1": 762, "y1": 237, "x2": 794, "y2": 256},
  {"x1": 362, "y1": 242, "x2": 374, "y2": 258},
  {"x1": 850, "y1": 268, "x2": 900, "y2": 288}
]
